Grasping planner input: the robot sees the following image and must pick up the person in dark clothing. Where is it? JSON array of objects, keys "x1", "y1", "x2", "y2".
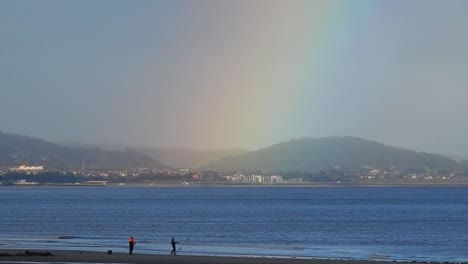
[
  {"x1": 170, "y1": 237, "x2": 179, "y2": 255},
  {"x1": 128, "y1": 236, "x2": 136, "y2": 255}
]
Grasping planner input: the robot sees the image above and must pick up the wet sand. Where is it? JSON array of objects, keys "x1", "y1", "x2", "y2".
[{"x1": 0, "y1": 249, "x2": 401, "y2": 264}]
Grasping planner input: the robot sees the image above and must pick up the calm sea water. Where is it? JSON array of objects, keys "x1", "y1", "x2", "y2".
[{"x1": 0, "y1": 186, "x2": 467, "y2": 262}]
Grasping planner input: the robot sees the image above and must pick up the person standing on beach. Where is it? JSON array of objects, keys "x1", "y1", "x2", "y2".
[
  {"x1": 170, "y1": 237, "x2": 179, "y2": 255},
  {"x1": 128, "y1": 236, "x2": 136, "y2": 255}
]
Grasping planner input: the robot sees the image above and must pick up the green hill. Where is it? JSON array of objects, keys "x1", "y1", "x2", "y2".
[
  {"x1": 203, "y1": 137, "x2": 465, "y2": 172},
  {"x1": 0, "y1": 131, "x2": 160, "y2": 169}
]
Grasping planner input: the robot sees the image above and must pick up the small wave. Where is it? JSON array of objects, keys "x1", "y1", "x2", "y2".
[
  {"x1": 292, "y1": 247, "x2": 305, "y2": 250},
  {"x1": 169, "y1": 242, "x2": 305, "y2": 251},
  {"x1": 368, "y1": 254, "x2": 391, "y2": 260},
  {"x1": 54, "y1": 236, "x2": 107, "y2": 240},
  {"x1": 56, "y1": 236, "x2": 82, "y2": 239}
]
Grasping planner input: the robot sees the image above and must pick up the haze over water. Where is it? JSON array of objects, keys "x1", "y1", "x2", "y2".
[{"x1": 1, "y1": 186, "x2": 467, "y2": 262}]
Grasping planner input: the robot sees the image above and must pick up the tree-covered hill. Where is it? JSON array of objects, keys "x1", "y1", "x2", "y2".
[
  {"x1": 0, "y1": 131, "x2": 160, "y2": 169},
  {"x1": 203, "y1": 137, "x2": 466, "y2": 172}
]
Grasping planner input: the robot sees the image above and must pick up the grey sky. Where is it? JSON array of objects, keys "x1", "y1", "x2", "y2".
[{"x1": 1, "y1": 0, "x2": 468, "y2": 157}]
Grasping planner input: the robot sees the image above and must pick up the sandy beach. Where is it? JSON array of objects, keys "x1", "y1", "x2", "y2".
[{"x1": 0, "y1": 249, "x2": 404, "y2": 264}]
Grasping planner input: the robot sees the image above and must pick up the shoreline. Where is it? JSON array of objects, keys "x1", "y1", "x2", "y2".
[
  {"x1": 2, "y1": 183, "x2": 468, "y2": 187},
  {"x1": 1, "y1": 250, "x2": 464, "y2": 264}
]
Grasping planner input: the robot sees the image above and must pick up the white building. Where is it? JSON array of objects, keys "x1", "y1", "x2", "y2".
[{"x1": 15, "y1": 165, "x2": 44, "y2": 171}]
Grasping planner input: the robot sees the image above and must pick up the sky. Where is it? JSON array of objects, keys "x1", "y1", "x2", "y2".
[{"x1": 1, "y1": 0, "x2": 468, "y2": 156}]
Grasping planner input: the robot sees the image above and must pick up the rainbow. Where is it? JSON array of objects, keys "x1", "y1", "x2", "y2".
[{"x1": 137, "y1": 1, "x2": 384, "y2": 149}]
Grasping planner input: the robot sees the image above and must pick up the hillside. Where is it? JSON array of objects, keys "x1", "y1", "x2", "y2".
[
  {"x1": 134, "y1": 147, "x2": 248, "y2": 168},
  {"x1": 64, "y1": 143, "x2": 249, "y2": 169},
  {"x1": 0, "y1": 131, "x2": 160, "y2": 169},
  {"x1": 203, "y1": 137, "x2": 464, "y2": 172}
]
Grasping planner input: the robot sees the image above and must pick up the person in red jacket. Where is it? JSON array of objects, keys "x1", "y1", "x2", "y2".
[{"x1": 128, "y1": 236, "x2": 136, "y2": 255}]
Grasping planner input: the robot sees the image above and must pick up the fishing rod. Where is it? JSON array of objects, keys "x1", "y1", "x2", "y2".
[{"x1": 178, "y1": 235, "x2": 192, "y2": 255}]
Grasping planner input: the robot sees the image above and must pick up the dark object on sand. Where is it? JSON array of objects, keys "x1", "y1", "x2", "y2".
[
  {"x1": 0, "y1": 251, "x2": 54, "y2": 257},
  {"x1": 107, "y1": 250, "x2": 112, "y2": 255},
  {"x1": 22, "y1": 251, "x2": 54, "y2": 256}
]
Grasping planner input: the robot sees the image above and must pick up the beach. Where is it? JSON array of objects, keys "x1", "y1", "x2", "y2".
[{"x1": 0, "y1": 249, "x2": 405, "y2": 264}]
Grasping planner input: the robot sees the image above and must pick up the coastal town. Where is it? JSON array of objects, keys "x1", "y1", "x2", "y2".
[{"x1": 1, "y1": 164, "x2": 467, "y2": 186}]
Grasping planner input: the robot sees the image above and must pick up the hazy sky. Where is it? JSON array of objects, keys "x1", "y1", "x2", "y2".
[{"x1": 1, "y1": 0, "x2": 468, "y2": 156}]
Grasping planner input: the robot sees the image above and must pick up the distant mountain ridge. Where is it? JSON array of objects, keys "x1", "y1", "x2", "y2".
[
  {"x1": 203, "y1": 137, "x2": 466, "y2": 172},
  {"x1": 2, "y1": 132, "x2": 465, "y2": 172},
  {"x1": 134, "y1": 147, "x2": 249, "y2": 169},
  {"x1": 64, "y1": 142, "x2": 249, "y2": 169},
  {"x1": 0, "y1": 131, "x2": 160, "y2": 169}
]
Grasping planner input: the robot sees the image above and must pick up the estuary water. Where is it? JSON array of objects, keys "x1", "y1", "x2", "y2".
[{"x1": 0, "y1": 186, "x2": 467, "y2": 262}]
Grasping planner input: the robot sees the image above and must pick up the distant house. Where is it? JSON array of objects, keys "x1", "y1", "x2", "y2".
[{"x1": 15, "y1": 165, "x2": 45, "y2": 171}]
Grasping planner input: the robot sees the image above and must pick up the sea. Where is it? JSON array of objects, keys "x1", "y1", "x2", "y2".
[{"x1": 0, "y1": 186, "x2": 467, "y2": 262}]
